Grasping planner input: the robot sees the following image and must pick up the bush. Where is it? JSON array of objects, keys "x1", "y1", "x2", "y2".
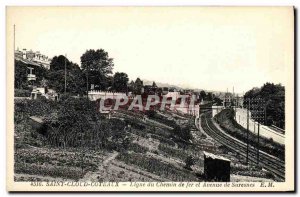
[
  {"x1": 185, "y1": 156, "x2": 195, "y2": 170},
  {"x1": 15, "y1": 89, "x2": 31, "y2": 97}
]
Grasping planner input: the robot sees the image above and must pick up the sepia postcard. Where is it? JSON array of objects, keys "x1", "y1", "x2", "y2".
[{"x1": 6, "y1": 6, "x2": 295, "y2": 192}]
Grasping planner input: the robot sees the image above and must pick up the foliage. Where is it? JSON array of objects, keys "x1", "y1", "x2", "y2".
[
  {"x1": 15, "y1": 60, "x2": 48, "y2": 88},
  {"x1": 43, "y1": 98, "x2": 104, "y2": 148},
  {"x1": 15, "y1": 89, "x2": 31, "y2": 97},
  {"x1": 244, "y1": 83, "x2": 285, "y2": 129},
  {"x1": 47, "y1": 55, "x2": 85, "y2": 95},
  {"x1": 133, "y1": 78, "x2": 143, "y2": 95},
  {"x1": 213, "y1": 97, "x2": 223, "y2": 106},
  {"x1": 206, "y1": 92, "x2": 213, "y2": 101},
  {"x1": 185, "y1": 156, "x2": 195, "y2": 170},
  {"x1": 173, "y1": 125, "x2": 193, "y2": 142},
  {"x1": 15, "y1": 60, "x2": 28, "y2": 89},
  {"x1": 15, "y1": 99, "x2": 57, "y2": 118},
  {"x1": 14, "y1": 98, "x2": 130, "y2": 150},
  {"x1": 152, "y1": 81, "x2": 157, "y2": 88},
  {"x1": 80, "y1": 49, "x2": 114, "y2": 90},
  {"x1": 199, "y1": 90, "x2": 206, "y2": 101},
  {"x1": 50, "y1": 55, "x2": 80, "y2": 71},
  {"x1": 112, "y1": 72, "x2": 129, "y2": 92},
  {"x1": 145, "y1": 110, "x2": 157, "y2": 118}
]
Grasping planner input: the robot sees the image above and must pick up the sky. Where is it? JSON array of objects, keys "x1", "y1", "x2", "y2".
[{"x1": 7, "y1": 7, "x2": 294, "y2": 94}]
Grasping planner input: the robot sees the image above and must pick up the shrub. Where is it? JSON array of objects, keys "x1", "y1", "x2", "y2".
[
  {"x1": 15, "y1": 89, "x2": 31, "y2": 97},
  {"x1": 185, "y1": 156, "x2": 195, "y2": 170}
]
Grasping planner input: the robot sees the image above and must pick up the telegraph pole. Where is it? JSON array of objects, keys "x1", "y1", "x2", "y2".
[
  {"x1": 86, "y1": 64, "x2": 89, "y2": 99},
  {"x1": 64, "y1": 54, "x2": 67, "y2": 94},
  {"x1": 246, "y1": 98, "x2": 250, "y2": 164},
  {"x1": 249, "y1": 97, "x2": 265, "y2": 165},
  {"x1": 14, "y1": 24, "x2": 15, "y2": 59},
  {"x1": 14, "y1": 24, "x2": 16, "y2": 86},
  {"x1": 257, "y1": 120, "x2": 260, "y2": 164}
]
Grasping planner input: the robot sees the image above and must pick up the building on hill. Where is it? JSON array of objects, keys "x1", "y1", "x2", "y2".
[
  {"x1": 223, "y1": 92, "x2": 233, "y2": 108},
  {"x1": 143, "y1": 85, "x2": 157, "y2": 95},
  {"x1": 15, "y1": 48, "x2": 51, "y2": 85},
  {"x1": 15, "y1": 48, "x2": 51, "y2": 69}
]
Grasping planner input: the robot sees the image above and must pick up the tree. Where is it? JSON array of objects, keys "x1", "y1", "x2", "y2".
[
  {"x1": 47, "y1": 55, "x2": 85, "y2": 95},
  {"x1": 50, "y1": 55, "x2": 80, "y2": 71},
  {"x1": 112, "y1": 72, "x2": 129, "y2": 92},
  {"x1": 200, "y1": 90, "x2": 206, "y2": 101},
  {"x1": 173, "y1": 125, "x2": 192, "y2": 142},
  {"x1": 14, "y1": 60, "x2": 29, "y2": 89},
  {"x1": 128, "y1": 80, "x2": 135, "y2": 92},
  {"x1": 44, "y1": 97, "x2": 103, "y2": 148},
  {"x1": 152, "y1": 81, "x2": 157, "y2": 88},
  {"x1": 15, "y1": 60, "x2": 48, "y2": 89},
  {"x1": 80, "y1": 49, "x2": 114, "y2": 91},
  {"x1": 206, "y1": 92, "x2": 213, "y2": 101},
  {"x1": 244, "y1": 83, "x2": 285, "y2": 129},
  {"x1": 133, "y1": 78, "x2": 143, "y2": 95},
  {"x1": 213, "y1": 97, "x2": 223, "y2": 106}
]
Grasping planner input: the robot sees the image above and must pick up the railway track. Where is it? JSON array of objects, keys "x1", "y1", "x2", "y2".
[{"x1": 198, "y1": 112, "x2": 285, "y2": 181}]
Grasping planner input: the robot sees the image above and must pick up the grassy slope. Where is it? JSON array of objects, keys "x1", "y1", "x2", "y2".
[{"x1": 14, "y1": 99, "x2": 276, "y2": 181}]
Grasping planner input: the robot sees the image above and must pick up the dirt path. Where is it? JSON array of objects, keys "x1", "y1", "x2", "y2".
[
  {"x1": 103, "y1": 151, "x2": 119, "y2": 165},
  {"x1": 80, "y1": 151, "x2": 119, "y2": 181}
]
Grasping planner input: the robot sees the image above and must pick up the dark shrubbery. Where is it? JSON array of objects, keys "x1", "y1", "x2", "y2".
[
  {"x1": 244, "y1": 83, "x2": 285, "y2": 129},
  {"x1": 14, "y1": 97, "x2": 132, "y2": 151},
  {"x1": 14, "y1": 89, "x2": 31, "y2": 97},
  {"x1": 185, "y1": 156, "x2": 195, "y2": 170}
]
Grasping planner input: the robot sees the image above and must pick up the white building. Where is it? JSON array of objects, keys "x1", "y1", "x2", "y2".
[
  {"x1": 88, "y1": 90, "x2": 127, "y2": 101},
  {"x1": 15, "y1": 48, "x2": 51, "y2": 69}
]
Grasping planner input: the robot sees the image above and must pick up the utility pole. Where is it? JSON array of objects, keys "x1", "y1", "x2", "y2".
[
  {"x1": 14, "y1": 24, "x2": 16, "y2": 87},
  {"x1": 86, "y1": 64, "x2": 89, "y2": 99},
  {"x1": 257, "y1": 120, "x2": 260, "y2": 164},
  {"x1": 64, "y1": 54, "x2": 67, "y2": 94},
  {"x1": 14, "y1": 24, "x2": 15, "y2": 60},
  {"x1": 246, "y1": 98, "x2": 250, "y2": 164},
  {"x1": 249, "y1": 97, "x2": 265, "y2": 165}
]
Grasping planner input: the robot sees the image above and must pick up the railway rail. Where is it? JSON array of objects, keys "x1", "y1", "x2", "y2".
[{"x1": 198, "y1": 112, "x2": 285, "y2": 181}]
